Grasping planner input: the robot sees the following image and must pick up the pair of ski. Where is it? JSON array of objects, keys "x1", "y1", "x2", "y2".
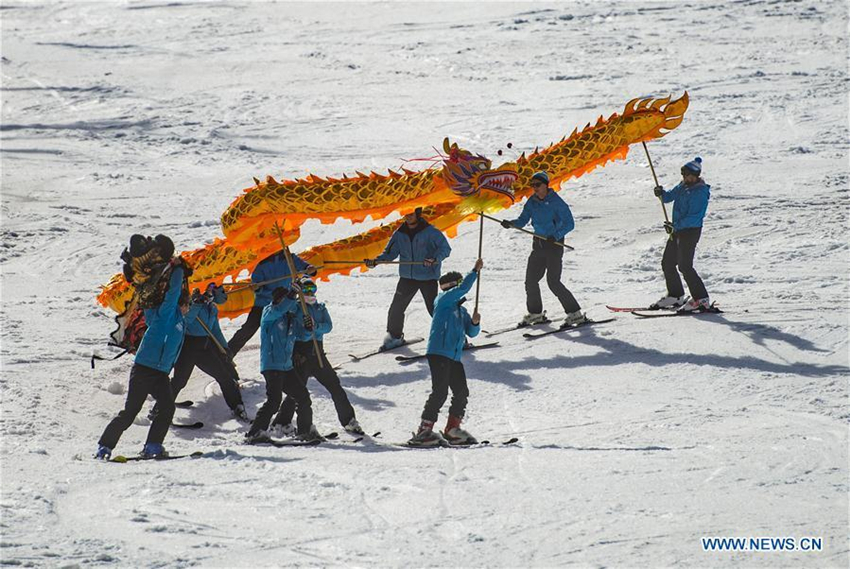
[
  {"x1": 110, "y1": 451, "x2": 204, "y2": 463},
  {"x1": 485, "y1": 316, "x2": 615, "y2": 340},
  {"x1": 395, "y1": 436, "x2": 520, "y2": 449},
  {"x1": 171, "y1": 400, "x2": 203, "y2": 430},
  {"x1": 606, "y1": 303, "x2": 723, "y2": 317},
  {"x1": 349, "y1": 337, "x2": 501, "y2": 363}
]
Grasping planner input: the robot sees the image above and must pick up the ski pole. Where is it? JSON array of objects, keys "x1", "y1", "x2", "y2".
[
  {"x1": 474, "y1": 211, "x2": 483, "y2": 313},
  {"x1": 480, "y1": 213, "x2": 575, "y2": 251},
  {"x1": 273, "y1": 221, "x2": 324, "y2": 368},
  {"x1": 642, "y1": 141, "x2": 672, "y2": 239},
  {"x1": 322, "y1": 260, "x2": 424, "y2": 265}
]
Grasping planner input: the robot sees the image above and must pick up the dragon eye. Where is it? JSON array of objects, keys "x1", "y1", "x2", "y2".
[{"x1": 478, "y1": 163, "x2": 486, "y2": 170}]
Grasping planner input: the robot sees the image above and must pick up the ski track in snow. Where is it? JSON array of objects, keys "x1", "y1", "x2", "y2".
[{"x1": 1, "y1": 1, "x2": 848, "y2": 567}]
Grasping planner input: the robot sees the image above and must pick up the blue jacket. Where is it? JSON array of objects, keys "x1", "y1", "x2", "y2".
[
  {"x1": 259, "y1": 297, "x2": 300, "y2": 372},
  {"x1": 185, "y1": 286, "x2": 228, "y2": 349},
  {"x1": 252, "y1": 252, "x2": 310, "y2": 307},
  {"x1": 135, "y1": 266, "x2": 201, "y2": 373},
  {"x1": 661, "y1": 180, "x2": 710, "y2": 232},
  {"x1": 510, "y1": 189, "x2": 575, "y2": 240},
  {"x1": 376, "y1": 221, "x2": 451, "y2": 281},
  {"x1": 293, "y1": 301, "x2": 333, "y2": 343},
  {"x1": 426, "y1": 271, "x2": 481, "y2": 361}
]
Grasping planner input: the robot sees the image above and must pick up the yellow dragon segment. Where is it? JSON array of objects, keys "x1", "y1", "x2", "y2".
[{"x1": 97, "y1": 93, "x2": 688, "y2": 319}]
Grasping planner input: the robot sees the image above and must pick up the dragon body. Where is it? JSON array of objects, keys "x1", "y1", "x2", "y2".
[{"x1": 97, "y1": 93, "x2": 688, "y2": 319}]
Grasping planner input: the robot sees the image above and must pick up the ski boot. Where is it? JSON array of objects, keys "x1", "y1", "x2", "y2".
[
  {"x1": 649, "y1": 295, "x2": 687, "y2": 310},
  {"x1": 244, "y1": 429, "x2": 270, "y2": 444},
  {"x1": 94, "y1": 444, "x2": 112, "y2": 460},
  {"x1": 269, "y1": 422, "x2": 297, "y2": 438},
  {"x1": 232, "y1": 404, "x2": 250, "y2": 423},
  {"x1": 297, "y1": 424, "x2": 325, "y2": 442},
  {"x1": 442, "y1": 415, "x2": 477, "y2": 445},
  {"x1": 563, "y1": 310, "x2": 589, "y2": 327},
  {"x1": 679, "y1": 297, "x2": 711, "y2": 313},
  {"x1": 519, "y1": 312, "x2": 547, "y2": 326},
  {"x1": 140, "y1": 442, "x2": 168, "y2": 459},
  {"x1": 344, "y1": 418, "x2": 364, "y2": 435},
  {"x1": 407, "y1": 420, "x2": 447, "y2": 447},
  {"x1": 381, "y1": 333, "x2": 405, "y2": 351}
]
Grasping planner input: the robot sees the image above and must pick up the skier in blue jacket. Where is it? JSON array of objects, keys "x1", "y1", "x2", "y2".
[
  {"x1": 227, "y1": 249, "x2": 317, "y2": 356},
  {"x1": 409, "y1": 259, "x2": 483, "y2": 447},
  {"x1": 149, "y1": 283, "x2": 248, "y2": 423},
  {"x1": 652, "y1": 157, "x2": 712, "y2": 312},
  {"x1": 365, "y1": 207, "x2": 452, "y2": 350},
  {"x1": 271, "y1": 277, "x2": 363, "y2": 437},
  {"x1": 96, "y1": 235, "x2": 200, "y2": 460},
  {"x1": 501, "y1": 171, "x2": 586, "y2": 327},
  {"x1": 245, "y1": 283, "x2": 318, "y2": 442}
]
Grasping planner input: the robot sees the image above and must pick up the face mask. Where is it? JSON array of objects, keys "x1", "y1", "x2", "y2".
[{"x1": 304, "y1": 295, "x2": 317, "y2": 305}]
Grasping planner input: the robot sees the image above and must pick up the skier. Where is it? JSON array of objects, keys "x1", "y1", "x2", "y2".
[
  {"x1": 364, "y1": 207, "x2": 451, "y2": 350},
  {"x1": 96, "y1": 235, "x2": 198, "y2": 460},
  {"x1": 244, "y1": 283, "x2": 319, "y2": 442},
  {"x1": 270, "y1": 277, "x2": 363, "y2": 437},
  {"x1": 227, "y1": 248, "x2": 317, "y2": 356},
  {"x1": 408, "y1": 258, "x2": 483, "y2": 447},
  {"x1": 149, "y1": 283, "x2": 249, "y2": 423},
  {"x1": 651, "y1": 157, "x2": 712, "y2": 311},
  {"x1": 500, "y1": 171, "x2": 586, "y2": 326}
]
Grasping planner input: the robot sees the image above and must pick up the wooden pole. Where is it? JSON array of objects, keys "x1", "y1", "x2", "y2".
[
  {"x1": 273, "y1": 221, "x2": 323, "y2": 368},
  {"x1": 642, "y1": 141, "x2": 670, "y2": 225},
  {"x1": 474, "y1": 212, "x2": 483, "y2": 313}
]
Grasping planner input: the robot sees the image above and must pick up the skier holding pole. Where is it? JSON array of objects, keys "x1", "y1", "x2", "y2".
[
  {"x1": 650, "y1": 156, "x2": 713, "y2": 312},
  {"x1": 499, "y1": 171, "x2": 586, "y2": 327},
  {"x1": 408, "y1": 258, "x2": 484, "y2": 447},
  {"x1": 364, "y1": 207, "x2": 451, "y2": 350},
  {"x1": 148, "y1": 283, "x2": 249, "y2": 423}
]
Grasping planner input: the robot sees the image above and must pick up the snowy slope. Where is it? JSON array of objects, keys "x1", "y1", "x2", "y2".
[{"x1": 1, "y1": 1, "x2": 847, "y2": 567}]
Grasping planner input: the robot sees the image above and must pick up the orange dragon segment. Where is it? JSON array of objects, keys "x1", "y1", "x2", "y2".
[{"x1": 97, "y1": 93, "x2": 688, "y2": 319}]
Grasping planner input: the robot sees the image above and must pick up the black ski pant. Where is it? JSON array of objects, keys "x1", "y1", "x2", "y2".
[
  {"x1": 274, "y1": 341, "x2": 356, "y2": 428},
  {"x1": 662, "y1": 227, "x2": 708, "y2": 300},
  {"x1": 525, "y1": 240, "x2": 581, "y2": 315},
  {"x1": 169, "y1": 335, "x2": 242, "y2": 410},
  {"x1": 99, "y1": 363, "x2": 175, "y2": 449},
  {"x1": 386, "y1": 278, "x2": 438, "y2": 339},
  {"x1": 249, "y1": 369, "x2": 313, "y2": 436},
  {"x1": 422, "y1": 354, "x2": 469, "y2": 424},
  {"x1": 227, "y1": 305, "x2": 264, "y2": 356}
]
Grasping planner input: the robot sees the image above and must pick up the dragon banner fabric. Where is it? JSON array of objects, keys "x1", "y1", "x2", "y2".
[{"x1": 97, "y1": 93, "x2": 688, "y2": 319}]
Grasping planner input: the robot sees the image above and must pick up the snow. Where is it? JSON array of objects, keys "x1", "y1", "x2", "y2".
[{"x1": 1, "y1": 1, "x2": 848, "y2": 567}]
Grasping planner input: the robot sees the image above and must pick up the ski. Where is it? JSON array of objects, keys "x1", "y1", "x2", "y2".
[
  {"x1": 395, "y1": 341, "x2": 500, "y2": 362},
  {"x1": 171, "y1": 421, "x2": 204, "y2": 429},
  {"x1": 632, "y1": 304, "x2": 723, "y2": 318},
  {"x1": 606, "y1": 305, "x2": 663, "y2": 313},
  {"x1": 523, "y1": 318, "x2": 615, "y2": 339},
  {"x1": 246, "y1": 436, "x2": 323, "y2": 447},
  {"x1": 110, "y1": 451, "x2": 204, "y2": 463},
  {"x1": 348, "y1": 337, "x2": 424, "y2": 362},
  {"x1": 175, "y1": 400, "x2": 194, "y2": 408},
  {"x1": 483, "y1": 317, "x2": 565, "y2": 338},
  {"x1": 395, "y1": 437, "x2": 519, "y2": 449}
]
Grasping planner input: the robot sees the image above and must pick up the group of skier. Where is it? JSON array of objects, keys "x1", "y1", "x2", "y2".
[{"x1": 95, "y1": 156, "x2": 712, "y2": 458}]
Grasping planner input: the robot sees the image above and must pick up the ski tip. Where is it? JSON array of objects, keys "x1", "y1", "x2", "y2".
[{"x1": 111, "y1": 456, "x2": 129, "y2": 463}]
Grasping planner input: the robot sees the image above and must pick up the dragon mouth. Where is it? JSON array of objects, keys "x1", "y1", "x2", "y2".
[{"x1": 478, "y1": 170, "x2": 518, "y2": 198}]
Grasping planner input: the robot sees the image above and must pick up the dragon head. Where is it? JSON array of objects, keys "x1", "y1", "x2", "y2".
[{"x1": 440, "y1": 138, "x2": 517, "y2": 202}]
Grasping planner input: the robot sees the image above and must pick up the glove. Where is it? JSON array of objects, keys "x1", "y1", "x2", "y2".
[
  {"x1": 304, "y1": 264, "x2": 318, "y2": 277},
  {"x1": 654, "y1": 185, "x2": 664, "y2": 198},
  {"x1": 302, "y1": 315, "x2": 314, "y2": 331},
  {"x1": 364, "y1": 259, "x2": 377, "y2": 268},
  {"x1": 287, "y1": 282, "x2": 302, "y2": 300},
  {"x1": 500, "y1": 220, "x2": 513, "y2": 229},
  {"x1": 423, "y1": 257, "x2": 436, "y2": 267},
  {"x1": 663, "y1": 221, "x2": 674, "y2": 235},
  {"x1": 272, "y1": 287, "x2": 287, "y2": 304},
  {"x1": 191, "y1": 288, "x2": 206, "y2": 305}
]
